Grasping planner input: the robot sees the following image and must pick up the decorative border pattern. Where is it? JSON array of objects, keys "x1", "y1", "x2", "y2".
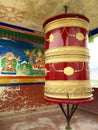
[
  {"x1": 0, "y1": 4, "x2": 25, "y2": 22},
  {"x1": 0, "y1": 22, "x2": 45, "y2": 44},
  {"x1": 0, "y1": 76, "x2": 45, "y2": 86}
]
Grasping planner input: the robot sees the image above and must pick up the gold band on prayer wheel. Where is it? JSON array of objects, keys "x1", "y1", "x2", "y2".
[
  {"x1": 45, "y1": 54, "x2": 90, "y2": 63},
  {"x1": 44, "y1": 18, "x2": 89, "y2": 33},
  {"x1": 44, "y1": 80, "x2": 92, "y2": 99},
  {"x1": 45, "y1": 46, "x2": 89, "y2": 57}
]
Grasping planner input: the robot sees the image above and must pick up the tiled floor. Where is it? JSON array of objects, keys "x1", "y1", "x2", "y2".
[{"x1": 0, "y1": 107, "x2": 98, "y2": 130}]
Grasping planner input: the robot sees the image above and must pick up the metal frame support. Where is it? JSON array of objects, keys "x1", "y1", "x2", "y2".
[{"x1": 59, "y1": 103, "x2": 78, "y2": 130}]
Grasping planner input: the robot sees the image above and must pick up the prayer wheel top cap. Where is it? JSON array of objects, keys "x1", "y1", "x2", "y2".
[{"x1": 43, "y1": 13, "x2": 89, "y2": 28}]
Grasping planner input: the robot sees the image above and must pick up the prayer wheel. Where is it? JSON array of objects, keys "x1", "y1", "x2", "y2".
[{"x1": 43, "y1": 13, "x2": 93, "y2": 100}]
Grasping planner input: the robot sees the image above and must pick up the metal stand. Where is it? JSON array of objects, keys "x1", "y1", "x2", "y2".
[
  {"x1": 44, "y1": 90, "x2": 93, "y2": 130},
  {"x1": 59, "y1": 103, "x2": 78, "y2": 130}
]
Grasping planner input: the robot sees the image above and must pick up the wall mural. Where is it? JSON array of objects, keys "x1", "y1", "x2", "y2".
[{"x1": 0, "y1": 38, "x2": 45, "y2": 85}]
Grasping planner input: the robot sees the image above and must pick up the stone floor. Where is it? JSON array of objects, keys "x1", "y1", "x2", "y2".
[{"x1": 0, "y1": 107, "x2": 98, "y2": 130}]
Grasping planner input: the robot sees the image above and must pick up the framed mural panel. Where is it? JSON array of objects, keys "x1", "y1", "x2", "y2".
[{"x1": 0, "y1": 22, "x2": 45, "y2": 86}]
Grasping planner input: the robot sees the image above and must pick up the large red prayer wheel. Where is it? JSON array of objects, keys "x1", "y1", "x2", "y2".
[{"x1": 43, "y1": 13, "x2": 93, "y2": 100}]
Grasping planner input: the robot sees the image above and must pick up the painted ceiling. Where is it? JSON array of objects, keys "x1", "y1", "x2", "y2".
[{"x1": 0, "y1": 0, "x2": 98, "y2": 32}]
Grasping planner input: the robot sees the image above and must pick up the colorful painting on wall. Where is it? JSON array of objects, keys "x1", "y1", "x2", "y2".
[{"x1": 0, "y1": 38, "x2": 45, "y2": 85}]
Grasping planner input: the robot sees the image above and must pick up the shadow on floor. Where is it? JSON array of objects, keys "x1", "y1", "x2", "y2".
[{"x1": 0, "y1": 108, "x2": 98, "y2": 130}]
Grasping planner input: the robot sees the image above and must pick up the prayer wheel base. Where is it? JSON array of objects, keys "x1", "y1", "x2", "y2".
[
  {"x1": 65, "y1": 128, "x2": 75, "y2": 130},
  {"x1": 44, "y1": 80, "x2": 93, "y2": 100},
  {"x1": 44, "y1": 96, "x2": 94, "y2": 104},
  {"x1": 65, "y1": 126, "x2": 73, "y2": 130},
  {"x1": 59, "y1": 103, "x2": 78, "y2": 130},
  {"x1": 65, "y1": 127, "x2": 72, "y2": 130},
  {"x1": 45, "y1": 96, "x2": 93, "y2": 130}
]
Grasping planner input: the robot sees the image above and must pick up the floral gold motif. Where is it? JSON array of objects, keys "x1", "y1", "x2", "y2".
[
  {"x1": 64, "y1": 67, "x2": 74, "y2": 75},
  {"x1": 45, "y1": 63, "x2": 89, "y2": 75},
  {"x1": 76, "y1": 32, "x2": 85, "y2": 41},
  {"x1": 46, "y1": 30, "x2": 86, "y2": 43},
  {"x1": 47, "y1": 34, "x2": 54, "y2": 42}
]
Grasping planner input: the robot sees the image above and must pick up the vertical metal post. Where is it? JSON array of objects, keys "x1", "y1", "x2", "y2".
[
  {"x1": 64, "y1": 5, "x2": 68, "y2": 13},
  {"x1": 59, "y1": 94, "x2": 78, "y2": 130},
  {"x1": 59, "y1": 103, "x2": 78, "y2": 130}
]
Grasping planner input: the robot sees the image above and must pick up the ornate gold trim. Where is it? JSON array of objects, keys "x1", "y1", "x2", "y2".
[
  {"x1": 64, "y1": 29, "x2": 86, "y2": 41},
  {"x1": 45, "y1": 54, "x2": 90, "y2": 63},
  {"x1": 44, "y1": 18, "x2": 89, "y2": 33},
  {"x1": 44, "y1": 92, "x2": 93, "y2": 99},
  {"x1": 45, "y1": 80, "x2": 90, "y2": 86},
  {"x1": 44, "y1": 80, "x2": 92, "y2": 99},
  {"x1": 64, "y1": 67, "x2": 74, "y2": 75},
  {"x1": 47, "y1": 28, "x2": 65, "y2": 42},
  {"x1": 47, "y1": 34, "x2": 55, "y2": 42},
  {"x1": 76, "y1": 32, "x2": 85, "y2": 41},
  {"x1": 47, "y1": 31, "x2": 86, "y2": 43},
  {"x1": 45, "y1": 46, "x2": 89, "y2": 57},
  {"x1": 45, "y1": 62, "x2": 89, "y2": 75}
]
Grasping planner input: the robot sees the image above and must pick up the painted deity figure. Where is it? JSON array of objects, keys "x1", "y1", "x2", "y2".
[
  {"x1": 33, "y1": 48, "x2": 45, "y2": 70},
  {"x1": 1, "y1": 52, "x2": 19, "y2": 74}
]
